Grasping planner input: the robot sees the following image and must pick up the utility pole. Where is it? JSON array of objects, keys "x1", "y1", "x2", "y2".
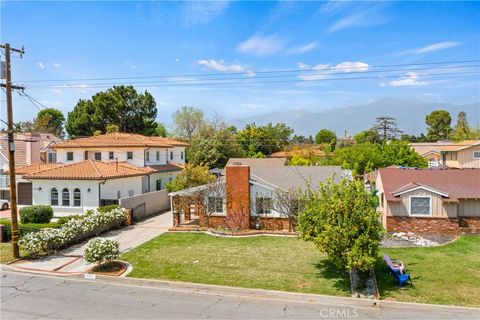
[{"x1": 1, "y1": 43, "x2": 25, "y2": 258}]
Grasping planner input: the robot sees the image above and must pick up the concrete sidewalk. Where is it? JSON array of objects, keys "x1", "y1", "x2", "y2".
[{"x1": 6, "y1": 211, "x2": 172, "y2": 275}]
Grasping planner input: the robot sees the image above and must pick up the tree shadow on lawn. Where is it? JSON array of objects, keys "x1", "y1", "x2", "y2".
[
  {"x1": 314, "y1": 260, "x2": 351, "y2": 293},
  {"x1": 374, "y1": 257, "x2": 417, "y2": 299}
]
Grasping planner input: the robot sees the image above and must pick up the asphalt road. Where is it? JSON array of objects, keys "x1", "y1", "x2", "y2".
[{"x1": 1, "y1": 271, "x2": 479, "y2": 320}]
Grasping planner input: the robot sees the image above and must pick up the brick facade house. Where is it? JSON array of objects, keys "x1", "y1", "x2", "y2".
[
  {"x1": 169, "y1": 159, "x2": 346, "y2": 231},
  {"x1": 374, "y1": 167, "x2": 480, "y2": 235}
]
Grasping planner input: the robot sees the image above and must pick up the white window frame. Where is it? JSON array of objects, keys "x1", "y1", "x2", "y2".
[
  {"x1": 109, "y1": 151, "x2": 114, "y2": 160},
  {"x1": 409, "y1": 196, "x2": 432, "y2": 217},
  {"x1": 50, "y1": 188, "x2": 59, "y2": 206},
  {"x1": 73, "y1": 188, "x2": 81, "y2": 207},
  {"x1": 156, "y1": 151, "x2": 160, "y2": 161},
  {"x1": 473, "y1": 151, "x2": 480, "y2": 159},
  {"x1": 66, "y1": 152, "x2": 74, "y2": 161},
  {"x1": 62, "y1": 188, "x2": 70, "y2": 207},
  {"x1": 256, "y1": 197, "x2": 273, "y2": 215},
  {"x1": 145, "y1": 151, "x2": 150, "y2": 162},
  {"x1": 94, "y1": 152, "x2": 102, "y2": 161},
  {"x1": 207, "y1": 196, "x2": 225, "y2": 215},
  {"x1": 127, "y1": 151, "x2": 133, "y2": 160}
]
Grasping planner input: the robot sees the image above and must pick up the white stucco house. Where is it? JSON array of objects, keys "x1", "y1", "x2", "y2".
[{"x1": 18, "y1": 132, "x2": 188, "y2": 216}]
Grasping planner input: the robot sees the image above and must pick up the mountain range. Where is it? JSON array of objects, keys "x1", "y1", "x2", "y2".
[{"x1": 228, "y1": 98, "x2": 480, "y2": 137}]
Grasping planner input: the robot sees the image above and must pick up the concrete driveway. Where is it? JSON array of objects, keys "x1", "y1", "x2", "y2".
[{"x1": 6, "y1": 211, "x2": 172, "y2": 275}]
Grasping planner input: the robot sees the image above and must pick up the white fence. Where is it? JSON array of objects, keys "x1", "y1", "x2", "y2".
[{"x1": 119, "y1": 189, "x2": 170, "y2": 221}]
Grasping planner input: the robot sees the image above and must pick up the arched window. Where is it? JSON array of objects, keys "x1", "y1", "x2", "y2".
[
  {"x1": 73, "y1": 188, "x2": 81, "y2": 207},
  {"x1": 51, "y1": 188, "x2": 58, "y2": 206},
  {"x1": 62, "y1": 188, "x2": 70, "y2": 206}
]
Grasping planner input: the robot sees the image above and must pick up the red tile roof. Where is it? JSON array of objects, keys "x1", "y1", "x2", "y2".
[
  {"x1": 54, "y1": 132, "x2": 189, "y2": 149},
  {"x1": 378, "y1": 167, "x2": 480, "y2": 202},
  {"x1": 25, "y1": 160, "x2": 151, "y2": 180},
  {"x1": 145, "y1": 163, "x2": 184, "y2": 173},
  {"x1": 15, "y1": 163, "x2": 64, "y2": 175}
]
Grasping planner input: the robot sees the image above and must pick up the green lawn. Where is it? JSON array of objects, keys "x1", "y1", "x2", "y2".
[
  {"x1": 377, "y1": 235, "x2": 480, "y2": 307},
  {"x1": 121, "y1": 233, "x2": 351, "y2": 297},
  {"x1": 0, "y1": 243, "x2": 14, "y2": 264},
  {"x1": 121, "y1": 233, "x2": 480, "y2": 307}
]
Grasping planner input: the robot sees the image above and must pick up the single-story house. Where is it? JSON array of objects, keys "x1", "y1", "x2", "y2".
[
  {"x1": 169, "y1": 159, "x2": 347, "y2": 231},
  {"x1": 374, "y1": 167, "x2": 480, "y2": 234}
]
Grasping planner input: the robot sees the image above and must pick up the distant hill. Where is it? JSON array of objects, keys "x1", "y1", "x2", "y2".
[{"x1": 228, "y1": 98, "x2": 480, "y2": 136}]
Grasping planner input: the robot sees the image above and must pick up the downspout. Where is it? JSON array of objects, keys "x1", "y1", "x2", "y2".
[
  {"x1": 144, "y1": 147, "x2": 151, "y2": 193},
  {"x1": 98, "y1": 179, "x2": 107, "y2": 206}
]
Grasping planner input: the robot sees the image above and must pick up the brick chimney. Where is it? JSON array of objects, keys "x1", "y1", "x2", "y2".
[
  {"x1": 225, "y1": 163, "x2": 250, "y2": 230},
  {"x1": 24, "y1": 132, "x2": 42, "y2": 165}
]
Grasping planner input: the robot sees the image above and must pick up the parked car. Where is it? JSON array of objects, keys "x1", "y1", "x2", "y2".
[{"x1": 0, "y1": 199, "x2": 9, "y2": 210}]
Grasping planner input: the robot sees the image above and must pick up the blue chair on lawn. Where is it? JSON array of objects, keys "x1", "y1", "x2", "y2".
[{"x1": 388, "y1": 267, "x2": 413, "y2": 287}]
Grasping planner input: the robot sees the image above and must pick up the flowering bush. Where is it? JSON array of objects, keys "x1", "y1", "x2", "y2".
[
  {"x1": 83, "y1": 238, "x2": 119, "y2": 265},
  {"x1": 20, "y1": 207, "x2": 127, "y2": 258}
]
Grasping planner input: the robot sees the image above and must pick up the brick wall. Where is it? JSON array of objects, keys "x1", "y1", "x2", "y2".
[
  {"x1": 458, "y1": 217, "x2": 480, "y2": 234},
  {"x1": 225, "y1": 165, "x2": 250, "y2": 229},
  {"x1": 249, "y1": 217, "x2": 292, "y2": 231},
  {"x1": 386, "y1": 216, "x2": 459, "y2": 234}
]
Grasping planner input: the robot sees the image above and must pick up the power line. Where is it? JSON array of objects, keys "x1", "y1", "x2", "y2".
[
  {"x1": 22, "y1": 64, "x2": 480, "y2": 88},
  {"x1": 21, "y1": 70, "x2": 480, "y2": 89},
  {"x1": 15, "y1": 59, "x2": 480, "y2": 83}
]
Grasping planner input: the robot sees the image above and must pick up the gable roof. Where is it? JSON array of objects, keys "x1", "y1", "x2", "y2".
[
  {"x1": 54, "y1": 132, "x2": 189, "y2": 149},
  {"x1": 0, "y1": 137, "x2": 27, "y2": 167},
  {"x1": 250, "y1": 166, "x2": 346, "y2": 191},
  {"x1": 378, "y1": 167, "x2": 480, "y2": 202},
  {"x1": 225, "y1": 158, "x2": 287, "y2": 167},
  {"x1": 24, "y1": 160, "x2": 151, "y2": 180}
]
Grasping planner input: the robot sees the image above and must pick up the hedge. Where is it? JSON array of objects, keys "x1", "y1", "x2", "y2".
[
  {"x1": 19, "y1": 207, "x2": 127, "y2": 258},
  {"x1": 20, "y1": 205, "x2": 54, "y2": 224},
  {"x1": 0, "y1": 218, "x2": 62, "y2": 242}
]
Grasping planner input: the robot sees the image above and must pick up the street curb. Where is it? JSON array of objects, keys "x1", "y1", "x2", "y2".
[{"x1": 3, "y1": 266, "x2": 479, "y2": 314}]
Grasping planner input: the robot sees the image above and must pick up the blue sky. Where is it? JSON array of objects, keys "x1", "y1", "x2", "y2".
[{"x1": 1, "y1": 1, "x2": 479, "y2": 128}]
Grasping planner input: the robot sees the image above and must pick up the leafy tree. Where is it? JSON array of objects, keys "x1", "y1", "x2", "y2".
[
  {"x1": 166, "y1": 164, "x2": 216, "y2": 192},
  {"x1": 451, "y1": 111, "x2": 472, "y2": 142},
  {"x1": 35, "y1": 108, "x2": 65, "y2": 138},
  {"x1": 298, "y1": 178, "x2": 384, "y2": 272},
  {"x1": 400, "y1": 133, "x2": 427, "y2": 142},
  {"x1": 14, "y1": 120, "x2": 36, "y2": 133},
  {"x1": 315, "y1": 129, "x2": 336, "y2": 144},
  {"x1": 106, "y1": 124, "x2": 119, "y2": 133},
  {"x1": 322, "y1": 141, "x2": 427, "y2": 176},
  {"x1": 66, "y1": 85, "x2": 157, "y2": 137},
  {"x1": 372, "y1": 116, "x2": 402, "y2": 141},
  {"x1": 155, "y1": 122, "x2": 168, "y2": 137},
  {"x1": 291, "y1": 135, "x2": 314, "y2": 144},
  {"x1": 426, "y1": 110, "x2": 452, "y2": 141},
  {"x1": 172, "y1": 106, "x2": 205, "y2": 140},
  {"x1": 236, "y1": 122, "x2": 293, "y2": 157},
  {"x1": 354, "y1": 129, "x2": 381, "y2": 144}
]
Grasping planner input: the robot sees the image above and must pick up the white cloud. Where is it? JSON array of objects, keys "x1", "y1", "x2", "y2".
[
  {"x1": 130, "y1": 65, "x2": 137, "y2": 69},
  {"x1": 175, "y1": 58, "x2": 180, "y2": 63},
  {"x1": 37, "y1": 62, "x2": 45, "y2": 69},
  {"x1": 182, "y1": 1, "x2": 230, "y2": 26},
  {"x1": 382, "y1": 72, "x2": 427, "y2": 87},
  {"x1": 236, "y1": 35, "x2": 285, "y2": 57},
  {"x1": 50, "y1": 88, "x2": 62, "y2": 94},
  {"x1": 298, "y1": 61, "x2": 370, "y2": 81},
  {"x1": 297, "y1": 62, "x2": 310, "y2": 69},
  {"x1": 317, "y1": 0, "x2": 349, "y2": 15},
  {"x1": 397, "y1": 41, "x2": 462, "y2": 55},
  {"x1": 52, "y1": 63, "x2": 61, "y2": 68},
  {"x1": 198, "y1": 59, "x2": 245, "y2": 73},
  {"x1": 327, "y1": 5, "x2": 389, "y2": 33},
  {"x1": 332, "y1": 61, "x2": 370, "y2": 72},
  {"x1": 287, "y1": 42, "x2": 318, "y2": 54}
]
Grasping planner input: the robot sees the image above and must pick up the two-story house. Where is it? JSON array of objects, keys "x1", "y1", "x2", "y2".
[
  {"x1": 411, "y1": 140, "x2": 480, "y2": 168},
  {"x1": 0, "y1": 132, "x2": 61, "y2": 200},
  {"x1": 18, "y1": 132, "x2": 188, "y2": 216}
]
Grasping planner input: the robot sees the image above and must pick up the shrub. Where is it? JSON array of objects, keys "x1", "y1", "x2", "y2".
[
  {"x1": 19, "y1": 207, "x2": 127, "y2": 258},
  {"x1": 19, "y1": 205, "x2": 53, "y2": 224},
  {"x1": 298, "y1": 178, "x2": 384, "y2": 272},
  {"x1": 83, "y1": 238, "x2": 119, "y2": 265},
  {"x1": 97, "y1": 204, "x2": 120, "y2": 213}
]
